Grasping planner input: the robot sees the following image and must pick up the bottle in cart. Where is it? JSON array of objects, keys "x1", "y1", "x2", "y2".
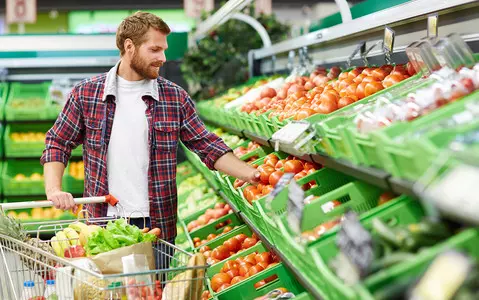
[
  {"x1": 20, "y1": 281, "x2": 38, "y2": 300},
  {"x1": 44, "y1": 279, "x2": 58, "y2": 300}
]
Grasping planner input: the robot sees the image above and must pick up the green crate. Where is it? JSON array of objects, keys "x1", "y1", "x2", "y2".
[
  {"x1": 2, "y1": 160, "x2": 47, "y2": 196},
  {"x1": 5, "y1": 82, "x2": 52, "y2": 121},
  {"x1": 254, "y1": 167, "x2": 353, "y2": 245},
  {"x1": 372, "y1": 91, "x2": 479, "y2": 180},
  {"x1": 185, "y1": 212, "x2": 243, "y2": 248},
  {"x1": 239, "y1": 144, "x2": 273, "y2": 162},
  {"x1": 209, "y1": 263, "x2": 305, "y2": 300},
  {"x1": 316, "y1": 75, "x2": 430, "y2": 161},
  {"x1": 0, "y1": 82, "x2": 8, "y2": 121},
  {"x1": 259, "y1": 113, "x2": 276, "y2": 138},
  {"x1": 0, "y1": 123, "x2": 4, "y2": 158},
  {"x1": 4, "y1": 123, "x2": 51, "y2": 158}
]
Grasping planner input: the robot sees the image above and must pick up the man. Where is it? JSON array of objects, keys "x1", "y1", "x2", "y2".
[{"x1": 40, "y1": 12, "x2": 260, "y2": 245}]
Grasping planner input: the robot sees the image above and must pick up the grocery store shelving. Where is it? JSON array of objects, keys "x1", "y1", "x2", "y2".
[{"x1": 201, "y1": 117, "x2": 418, "y2": 197}]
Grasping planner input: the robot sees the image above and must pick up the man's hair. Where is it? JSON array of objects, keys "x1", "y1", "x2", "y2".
[{"x1": 116, "y1": 11, "x2": 171, "y2": 56}]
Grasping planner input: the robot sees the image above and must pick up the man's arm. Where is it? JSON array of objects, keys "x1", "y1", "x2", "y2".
[
  {"x1": 180, "y1": 92, "x2": 259, "y2": 183},
  {"x1": 41, "y1": 87, "x2": 85, "y2": 210}
]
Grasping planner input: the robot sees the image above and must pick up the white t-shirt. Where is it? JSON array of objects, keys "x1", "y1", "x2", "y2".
[{"x1": 107, "y1": 75, "x2": 150, "y2": 218}]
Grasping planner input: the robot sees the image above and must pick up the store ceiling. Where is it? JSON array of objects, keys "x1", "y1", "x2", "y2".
[{"x1": 0, "y1": 0, "x2": 362, "y2": 13}]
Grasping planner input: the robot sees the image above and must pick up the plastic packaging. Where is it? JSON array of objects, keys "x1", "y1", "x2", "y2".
[
  {"x1": 122, "y1": 254, "x2": 154, "y2": 300},
  {"x1": 21, "y1": 281, "x2": 39, "y2": 300},
  {"x1": 44, "y1": 280, "x2": 58, "y2": 300}
]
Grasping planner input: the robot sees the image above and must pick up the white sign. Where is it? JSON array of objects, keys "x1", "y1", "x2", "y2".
[
  {"x1": 255, "y1": 0, "x2": 272, "y2": 15},
  {"x1": 184, "y1": 0, "x2": 214, "y2": 19},
  {"x1": 6, "y1": 0, "x2": 36, "y2": 24}
]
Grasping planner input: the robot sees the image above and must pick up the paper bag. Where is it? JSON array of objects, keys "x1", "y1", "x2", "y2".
[{"x1": 90, "y1": 241, "x2": 155, "y2": 274}]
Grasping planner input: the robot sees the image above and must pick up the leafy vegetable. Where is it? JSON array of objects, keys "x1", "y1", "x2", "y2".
[{"x1": 85, "y1": 219, "x2": 157, "y2": 256}]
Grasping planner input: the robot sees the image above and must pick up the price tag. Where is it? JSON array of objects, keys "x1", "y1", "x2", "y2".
[
  {"x1": 336, "y1": 211, "x2": 373, "y2": 284},
  {"x1": 383, "y1": 26, "x2": 395, "y2": 63},
  {"x1": 265, "y1": 173, "x2": 294, "y2": 210},
  {"x1": 272, "y1": 122, "x2": 311, "y2": 145},
  {"x1": 424, "y1": 164, "x2": 479, "y2": 225},
  {"x1": 286, "y1": 180, "x2": 305, "y2": 235},
  {"x1": 427, "y1": 13, "x2": 439, "y2": 38}
]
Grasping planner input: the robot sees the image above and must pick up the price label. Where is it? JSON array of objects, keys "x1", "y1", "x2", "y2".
[
  {"x1": 286, "y1": 180, "x2": 305, "y2": 235},
  {"x1": 336, "y1": 211, "x2": 373, "y2": 284},
  {"x1": 6, "y1": 0, "x2": 36, "y2": 24},
  {"x1": 265, "y1": 173, "x2": 294, "y2": 210},
  {"x1": 272, "y1": 122, "x2": 311, "y2": 145},
  {"x1": 424, "y1": 164, "x2": 479, "y2": 225},
  {"x1": 383, "y1": 26, "x2": 395, "y2": 58},
  {"x1": 427, "y1": 13, "x2": 439, "y2": 38}
]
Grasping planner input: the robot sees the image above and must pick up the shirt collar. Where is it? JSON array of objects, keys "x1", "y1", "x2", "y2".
[{"x1": 102, "y1": 60, "x2": 160, "y2": 102}]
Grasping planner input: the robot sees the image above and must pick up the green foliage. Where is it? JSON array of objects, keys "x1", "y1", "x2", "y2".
[{"x1": 181, "y1": 6, "x2": 290, "y2": 100}]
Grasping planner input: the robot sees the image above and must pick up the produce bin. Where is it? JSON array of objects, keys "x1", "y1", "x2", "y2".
[
  {"x1": 5, "y1": 81, "x2": 52, "y2": 121},
  {"x1": 254, "y1": 167, "x2": 353, "y2": 245},
  {"x1": 0, "y1": 82, "x2": 8, "y2": 121},
  {"x1": 2, "y1": 160, "x2": 47, "y2": 196},
  {"x1": 4, "y1": 123, "x2": 52, "y2": 157},
  {"x1": 372, "y1": 91, "x2": 479, "y2": 181},
  {"x1": 197, "y1": 224, "x2": 254, "y2": 252}
]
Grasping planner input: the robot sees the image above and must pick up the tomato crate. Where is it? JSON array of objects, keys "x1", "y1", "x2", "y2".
[
  {"x1": 316, "y1": 74, "x2": 429, "y2": 162},
  {"x1": 308, "y1": 198, "x2": 479, "y2": 300},
  {"x1": 372, "y1": 91, "x2": 479, "y2": 181},
  {"x1": 259, "y1": 113, "x2": 275, "y2": 138},
  {"x1": 184, "y1": 211, "x2": 243, "y2": 249},
  {"x1": 206, "y1": 242, "x2": 305, "y2": 300},
  {"x1": 5, "y1": 81, "x2": 52, "y2": 121},
  {"x1": 2, "y1": 160, "x2": 48, "y2": 196},
  {"x1": 274, "y1": 181, "x2": 383, "y2": 282},
  {"x1": 239, "y1": 144, "x2": 273, "y2": 163},
  {"x1": 255, "y1": 167, "x2": 353, "y2": 246}
]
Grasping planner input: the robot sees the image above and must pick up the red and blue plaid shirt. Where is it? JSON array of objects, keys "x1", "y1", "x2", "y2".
[{"x1": 41, "y1": 61, "x2": 231, "y2": 240}]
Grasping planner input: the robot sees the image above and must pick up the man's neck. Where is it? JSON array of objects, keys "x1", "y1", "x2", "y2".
[{"x1": 117, "y1": 60, "x2": 144, "y2": 81}]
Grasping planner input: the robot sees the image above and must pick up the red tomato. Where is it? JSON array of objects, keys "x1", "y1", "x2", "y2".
[
  {"x1": 255, "y1": 252, "x2": 272, "y2": 264},
  {"x1": 234, "y1": 234, "x2": 248, "y2": 244},
  {"x1": 361, "y1": 68, "x2": 374, "y2": 76},
  {"x1": 257, "y1": 165, "x2": 275, "y2": 185},
  {"x1": 211, "y1": 273, "x2": 232, "y2": 291},
  {"x1": 226, "y1": 267, "x2": 240, "y2": 279},
  {"x1": 406, "y1": 62, "x2": 416, "y2": 76},
  {"x1": 364, "y1": 81, "x2": 384, "y2": 97},
  {"x1": 244, "y1": 253, "x2": 257, "y2": 265},
  {"x1": 371, "y1": 68, "x2": 389, "y2": 81},
  {"x1": 262, "y1": 185, "x2": 274, "y2": 195},
  {"x1": 275, "y1": 159, "x2": 286, "y2": 170},
  {"x1": 217, "y1": 283, "x2": 231, "y2": 292},
  {"x1": 269, "y1": 170, "x2": 284, "y2": 187},
  {"x1": 284, "y1": 160, "x2": 304, "y2": 174},
  {"x1": 382, "y1": 74, "x2": 404, "y2": 88},
  {"x1": 338, "y1": 97, "x2": 356, "y2": 109},
  {"x1": 246, "y1": 265, "x2": 263, "y2": 277},
  {"x1": 353, "y1": 73, "x2": 366, "y2": 84},
  {"x1": 356, "y1": 82, "x2": 367, "y2": 99},
  {"x1": 254, "y1": 280, "x2": 266, "y2": 289},
  {"x1": 238, "y1": 262, "x2": 253, "y2": 277},
  {"x1": 265, "y1": 275, "x2": 278, "y2": 283},
  {"x1": 242, "y1": 237, "x2": 259, "y2": 250},
  {"x1": 318, "y1": 97, "x2": 338, "y2": 114},
  {"x1": 295, "y1": 108, "x2": 315, "y2": 120},
  {"x1": 294, "y1": 170, "x2": 308, "y2": 181},
  {"x1": 211, "y1": 245, "x2": 230, "y2": 261},
  {"x1": 348, "y1": 68, "x2": 362, "y2": 81},
  {"x1": 320, "y1": 91, "x2": 339, "y2": 104},
  {"x1": 338, "y1": 71, "x2": 349, "y2": 81},
  {"x1": 243, "y1": 186, "x2": 258, "y2": 202},
  {"x1": 207, "y1": 233, "x2": 217, "y2": 241},
  {"x1": 224, "y1": 238, "x2": 241, "y2": 253},
  {"x1": 221, "y1": 260, "x2": 239, "y2": 273},
  {"x1": 231, "y1": 276, "x2": 246, "y2": 285}
]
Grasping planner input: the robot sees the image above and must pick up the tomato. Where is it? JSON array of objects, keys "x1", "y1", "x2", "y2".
[
  {"x1": 244, "y1": 253, "x2": 258, "y2": 265},
  {"x1": 380, "y1": 64, "x2": 394, "y2": 73},
  {"x1": 222, "y1": 226, "x2": 233, "y2": 233},
  {"x1": 287, "y1": 84, "x2": 305, "y2": 96},
  {"x1": 234, "y1": 233, "x2": 248, "y2": 244},
  {"x1": 211, "y1": 245, "x2": 230, "y2": 261},
  {"x1": 226, "y1": 267, "x2": 240, "y2": 279},
  {"x1": 275, "y1": 159, "x2": 286, "y2": 170},
  {"x1": 294, "y1": 170, "x2": 308, "y2": 181},
  {"x1": 217, "y1": 283, "x2": 231, "y2": 292},
  {"x1": 344, "y1": 83, "x2": 359, "y2": 97},
  {"x1": 203, "y1": 250, "x2": 211, "y2": 258},
  {"x1": 211, "y1": 273, "x2": 232, "y2": 291},
  {"x1": 243, "y1": 186, "x2": 259, "y2": 202},
  {"x1": 353, "y1": 73, "x2": 366, "y2": 84},
  {"x1": 207, "y1": 233, "x2": 217, "y2": 241},
  {"x1": 199, "y1": 245, "x2": 211, "y2": 253},
  {"x1": 255, "y1": 252, "x2": 272, "y2": 264},
  {"x1": 257, "y1": 261, "x2": 269, "y2": 271},
  {"x1": 295, "y1": 108, "x2": 315, "y2": 120},
  {"x1": 338, "y1": 78, "x2": 354, "y2": 91},
  {"x1": 264, "y1": 154, "x2": 279, "y2": 167},
  {"x1": 318, "y1": 98, "x2": 338, "y2": 114},
  {"x1": 260, "y1": 87, "x2": 277, "y2": 99},
  {"x1": 348, "y1": 68, "x2": 362, "y2": 80},
  {"x1": 242, "y1": 237, "x2": 259, "y2": 249},
  {"x1": 371, "y1": 68, "x2": 389, "y2": 81},
  {"x1": 378, "y1": 192, "x2": 395, "y2": 205},
  {"x1": 390, "y1": 64, "x2": 408, "y2": 76},
  {"x1": 364, "y1": 81, "x2": 384, "y2": 97},
  {"x1": 361, "y1": 67, "x2": 374, "y2": 76},
  {"x1": 284, "y1": 160, "x2": 304, "y2": 174},
  {"x1": 269, "y1": 170, "x2": 284, "y2": 187},
  {"x1": 304, "y1": 81, "x2": 315, "y2": 91},
  {"x1": 382, "y1": 74, "x2": 404, "y2": 88},
  {"x1": 265, "y1": 275, "x2": 278, "y2": 283},
  {"x1": 267, "y1": 262, "x2": 279, "y2": 269},
  {"x1": 224, "y1": 237, "x2": 241, "y2": 253},
  {"x1": 207, "y1": 257, "x2": 220, "y2": 265},
  {"x1": 313, "y1": 76, "x2": 329, "y2": 87},
  {"x1": 361, "y1": 76, "x2": 376, "y2": 84},
  {"x1": 338, "y1": 97, "x2": 356, "y2": 109},
  {"x1": 231, "y1": 276, "x2": 245, "y2": 285},
  {"x1": 246, "y1": 265, "x2": 264, "y2": 277},
  {"x1": 320, "y1": 91, "x2": 339, "y2": 104},
  {"x1": 406, "y1": 61, "x2": 416, "y2": 76},
  {"x1": 254, "y1": 280, "x2": 266, "y2": 289},
  {"x1": 257, "y1": 165, "x2": 275, "y2": 185},
  {"x1": 338, "y1": 71, "x2": 349, "y2": 81},
  {"x1": 262, "y1": 185, "x2": 274, "y2": 195},
  {"x1": 303, "y1": 162, "x2": 319, "y2": 171},
  {"x1": 238, "y1": 262, "x2": 253, "y2": 277},
  {"x1": 356, "y1": 82, "x2": 367, "y2": 99}
]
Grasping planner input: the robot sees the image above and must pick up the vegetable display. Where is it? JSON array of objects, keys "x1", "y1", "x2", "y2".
[{"x1": 200, "y1": 232, "x2": 261, "y2": 265}]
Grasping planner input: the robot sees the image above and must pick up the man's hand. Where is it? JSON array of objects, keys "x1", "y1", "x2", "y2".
[
  {"x1": 214, "y1": 152, "x2": 262, "y2": 185},
  {"x1": 245, "y1": 170, "x2": 261, "y2": 185},
  {"x1": 47, "y1": 189, "x2": 76, "y2": 211}
]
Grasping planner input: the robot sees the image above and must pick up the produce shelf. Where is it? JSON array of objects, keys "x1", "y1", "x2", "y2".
[
  {"x1": 243, "y1": 130, "x2": 272, "y2": 148},
  {"x1": 388, "y1": 176, "x2": 418, "y2": 198}
]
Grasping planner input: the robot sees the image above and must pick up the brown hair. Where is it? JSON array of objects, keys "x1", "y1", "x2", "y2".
[{"x1": 116, "y1": 11, "x2": 171, "y2": 56}]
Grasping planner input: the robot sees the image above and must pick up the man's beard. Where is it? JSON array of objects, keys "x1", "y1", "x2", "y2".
[{"x1": 130, "y1": 52, "x2": 162, "y2": 80}]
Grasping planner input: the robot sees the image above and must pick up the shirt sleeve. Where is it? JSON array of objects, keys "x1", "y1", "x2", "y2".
[
  {"x1": 40, "y1": 86, "x2": 85, "y2": 166},
  {"x1": 179, "y1": 91, "x2": 232, "y2": 170}
]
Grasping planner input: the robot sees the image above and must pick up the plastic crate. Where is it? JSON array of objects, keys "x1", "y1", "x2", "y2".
[
  {"x1": 184, "y1": 212, "x2": 243, "y2": 248},
  {"x1": 0, "y1": 82, "x2": 8, "y2": 121},
  {"x1": 5, "y1": 82, "x2": 52, "y2": 121},
  {"x1": 0, "y1": 123, "x2": 3, "y2": 158},
  {"x1": 254, "y1": 167, "x2": 353, "y2": 245},
  {"x1": 239, "y1": 144, "x2": 273, "y2": 162},
  {"x1": 2, "y1": 160, "x2": 47, "y2": 196},
  {"x1": 259, "y1": 113, "x2": 276, "y2": 138},
  {"x1": 372, "y1": 91, "x2": 479, "y2": 180},
  {"x1": 4, "y1": 123, "x2": 52, "y2": 158},
  {"x1": 317, "y1": 75, "x2": 431, "y2": 162}
]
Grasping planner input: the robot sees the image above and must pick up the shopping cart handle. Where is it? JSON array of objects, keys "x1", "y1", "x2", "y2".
[{"x1": 0, "y1": 194, "x2": 119, "y2": 211}]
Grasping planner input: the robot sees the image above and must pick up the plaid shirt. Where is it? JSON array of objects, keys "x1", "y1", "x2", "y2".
[{"x1": 41, "y1": 61, "x2": 231, "y2": 240}]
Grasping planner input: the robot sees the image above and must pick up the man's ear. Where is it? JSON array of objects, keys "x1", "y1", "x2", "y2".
[{"x1": 124, "y1": 38, "x2": 134, "y2": 55}]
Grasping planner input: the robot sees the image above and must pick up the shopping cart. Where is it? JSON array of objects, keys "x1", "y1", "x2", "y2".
[{"x1": 0, "y1": 195, "x2": 209, "y2": 300}]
